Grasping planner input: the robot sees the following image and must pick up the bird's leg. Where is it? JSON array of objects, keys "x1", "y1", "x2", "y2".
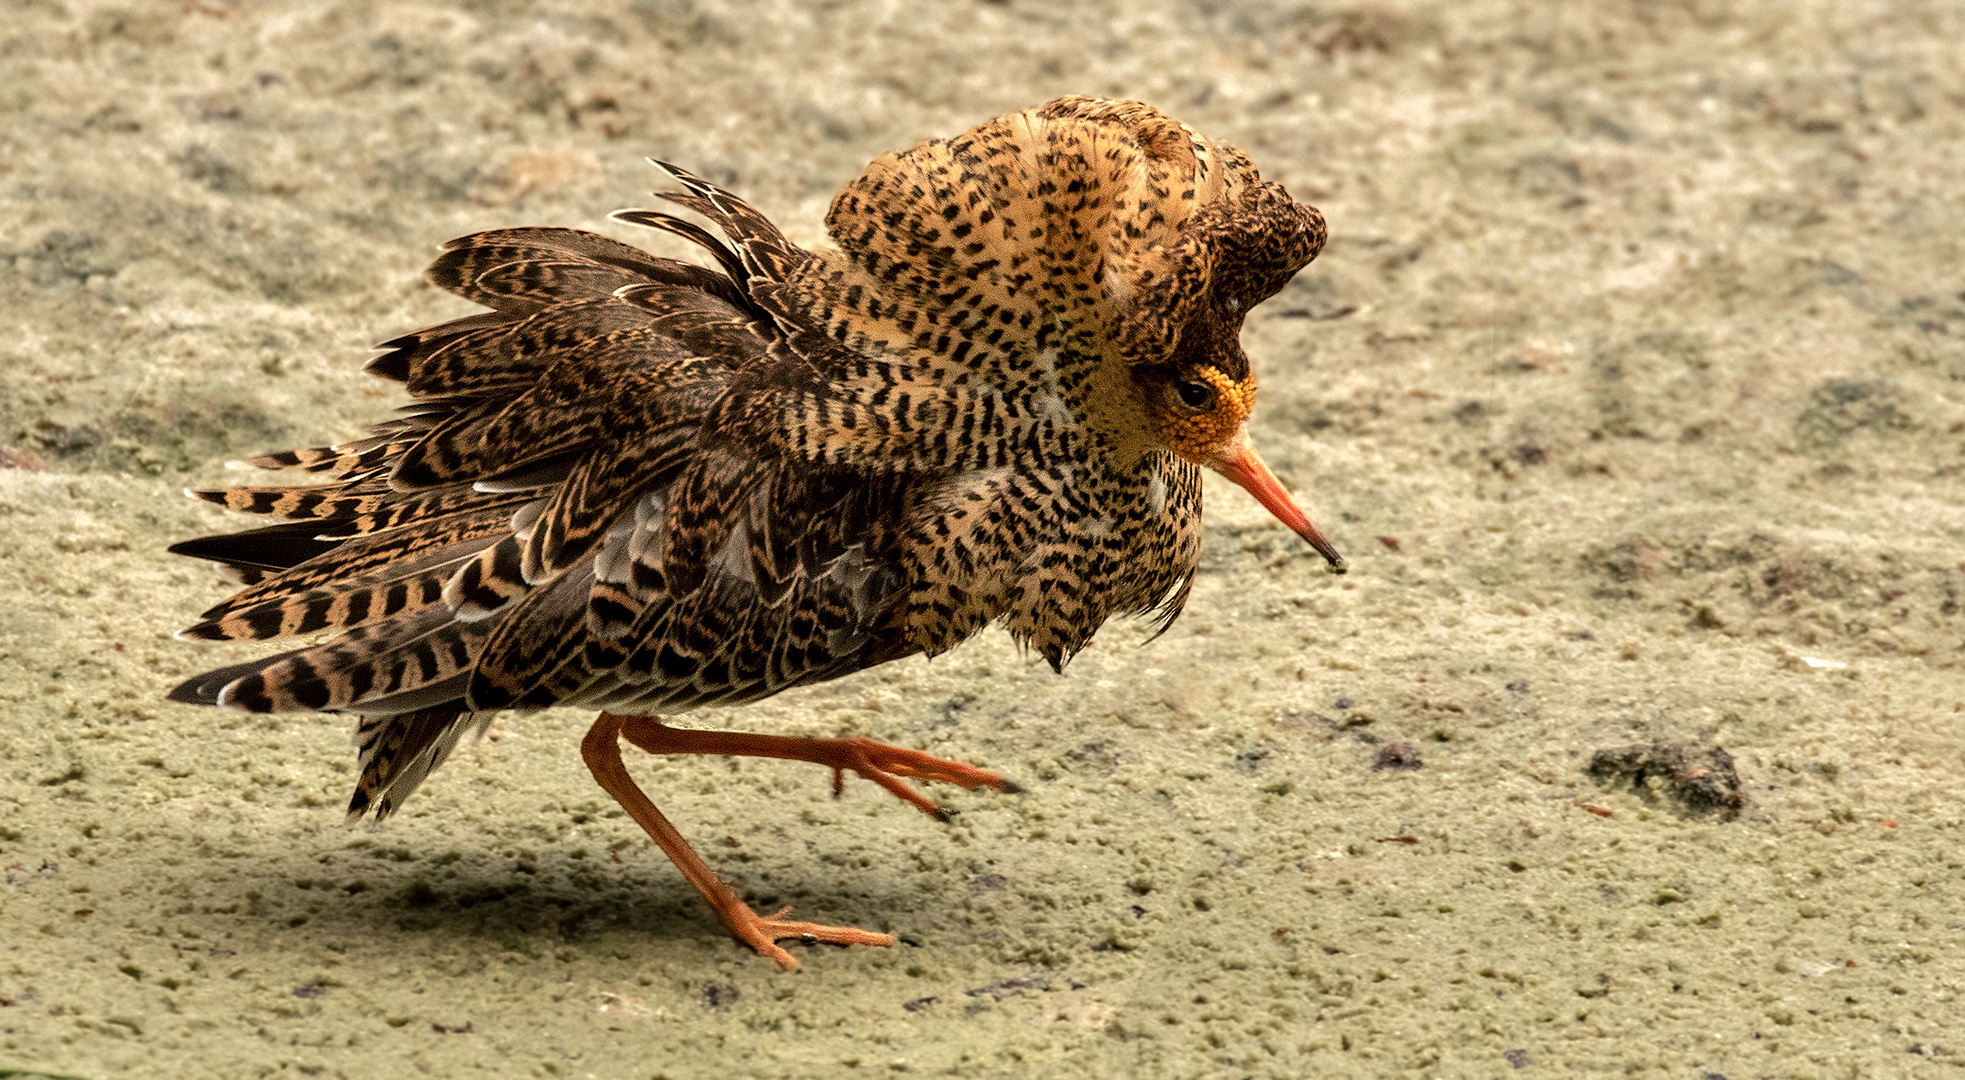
[
  {"x1": 611, "y1": 712, "x2": 1022, "y2": 822},
  {"x1": 581, "y1": 712, "x2": 895, "y2": 971}
]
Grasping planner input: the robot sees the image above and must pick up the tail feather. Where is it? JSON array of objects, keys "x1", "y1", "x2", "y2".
[
  {"x1": 166, "y1": 644, "x2": 315, "y2": 706},
  {"x1": 386, "y1": 399, "x2": 510, "y2": 490},
  {"x1": 611, "y1": 208, "x2": 754, "y2": 298},
  {"x1": 390, "y1": 327, "x2": 697, "y2": 492},
  {"x1": 244, "y1": 432, "x2": 410, "y2": 474},
  {"x1": 347, "y1": 708, "x2": 491, "y2": 822},
  {"x1": 180, "y1": 536, "x2": 501, "y2": 642},
  {"x1": 432, "y1": 227, "x2": 680, "y2": 288},
  {"x1": 336, "y1": 484, "x2": 531, "y2": 538},
  {"x1": 184, "y1": 505, "x2": 517, "y2": 626},
  {"x1": 649, "y1": 161, "x2": 811, "y2": 284},
  {"x1": 189, "y1": 479, "x2": 390, "y2": 521},
  {"x1": 466, "y1": 563, "x2": 598, "y2": 711},
  {"x1": 168, "y1": 520, "x2": 349, "y2": 579},
  {"x1": 216, "y1": 607, "x2": 494, "y2": 714},
  {"x1": 366, "y1": 319, "x2": 515, "y2": 386},
  {"x1": 397, "y1": 297, "x2": 656, "y2": 400},
  {"x1": 466, "y1": 260, "x2": 650, "y2": 313}
]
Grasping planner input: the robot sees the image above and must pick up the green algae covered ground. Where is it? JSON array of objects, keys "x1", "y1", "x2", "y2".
[{"x1": 2, "y1": 1, "x2": 1962, "y2": 1076}]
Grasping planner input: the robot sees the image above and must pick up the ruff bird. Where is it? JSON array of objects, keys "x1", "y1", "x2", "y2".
[{"x1": 167, "y1": 96, "x2": 1344, "y2": 969}]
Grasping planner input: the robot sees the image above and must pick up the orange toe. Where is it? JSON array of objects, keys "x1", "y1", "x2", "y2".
[{"x1": 725, "y1": 905, "x2": 896, "y2": 971}]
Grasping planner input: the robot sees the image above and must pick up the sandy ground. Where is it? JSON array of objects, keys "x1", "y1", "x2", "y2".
[{"x1": 3, "y1": 1, "x2": 1963, "y2": 1076}]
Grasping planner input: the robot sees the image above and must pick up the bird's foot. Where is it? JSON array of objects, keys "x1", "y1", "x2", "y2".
[
  {"x1": 826, "y1": 737, "x2": 1023, "y2": 822},
  {"x1": 585, "y1": 714, "x2": 907, "y2": 972},
  {"x1": 610, "y1": 716, "x2": 1020, "y2": 822},
  {"x1": 719, "y1": 903, "x2": 896, "y2": 972}
]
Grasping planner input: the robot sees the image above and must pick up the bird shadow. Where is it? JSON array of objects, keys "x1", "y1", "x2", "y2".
[{"x1": 165, "y1": 829, "x2": 923, "y2": 963}]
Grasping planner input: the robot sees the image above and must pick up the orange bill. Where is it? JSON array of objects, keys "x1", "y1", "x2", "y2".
[{"x1": 1209, "y1": 436, "x2": 1347, "y2": 573}]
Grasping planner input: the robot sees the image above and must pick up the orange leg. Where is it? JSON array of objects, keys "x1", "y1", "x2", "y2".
[{"x1": 581, "y1": 711, "x2": 1019, "y2": 970}]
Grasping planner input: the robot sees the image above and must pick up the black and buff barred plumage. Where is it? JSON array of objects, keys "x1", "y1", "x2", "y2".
[{"x1": 167, "y1": 96, "x2": 1344, "y2": 969}]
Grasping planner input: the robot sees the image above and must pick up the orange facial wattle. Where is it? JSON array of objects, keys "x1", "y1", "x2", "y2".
[
  {"x1": 1154, "y1": 365, "x2": 1346, "y2": 573},
  {"x1": 1156, "y1": 365, "x2": 1257, "y2": 464}
]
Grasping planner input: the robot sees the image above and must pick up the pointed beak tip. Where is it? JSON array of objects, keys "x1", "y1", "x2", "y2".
[{"x1": 1210, "y1": 439, "x2": 1347, "y2": 574}]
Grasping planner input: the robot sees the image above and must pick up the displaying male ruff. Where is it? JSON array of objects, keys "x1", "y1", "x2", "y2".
[{"x1": 167, "y1": 96, "x2": 1345, "y2": 970}]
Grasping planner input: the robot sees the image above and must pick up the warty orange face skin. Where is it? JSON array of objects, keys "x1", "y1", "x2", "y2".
[{"x1": 1144, "y1": 361, "x2": 1346, "y2": 574}]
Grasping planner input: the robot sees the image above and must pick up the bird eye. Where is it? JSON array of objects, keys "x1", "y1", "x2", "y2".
[{"x1": 1175, "y1": 380, "x2": 1214, "y2": 410}]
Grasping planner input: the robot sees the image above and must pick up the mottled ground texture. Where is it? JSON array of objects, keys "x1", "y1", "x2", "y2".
[{"x1": 3, "y1": 1, "x2": 1963, "y2": 1077}]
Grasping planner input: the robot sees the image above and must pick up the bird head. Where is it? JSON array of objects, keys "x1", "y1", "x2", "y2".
[
  {"x1": 1120, "y1": 178, "x2": 1346, "y2": 573},
  {"x1": 815, "y1": 95, "x2": 1345, "y2": 571}
]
